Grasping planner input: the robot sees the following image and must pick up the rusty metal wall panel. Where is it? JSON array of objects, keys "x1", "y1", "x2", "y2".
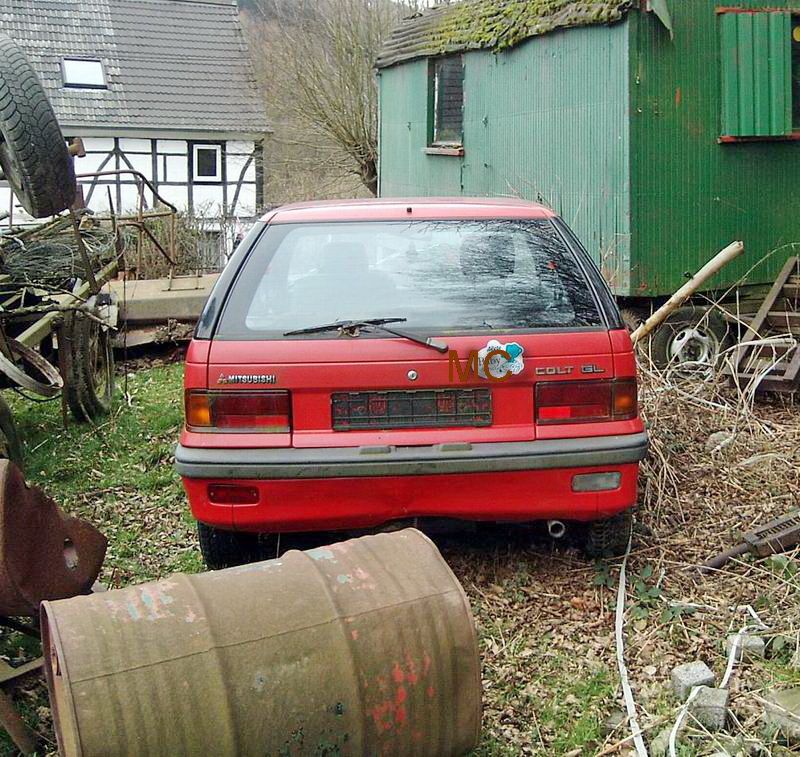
[
  {"x1": 378, "y1": 24, "x2": 632, "y2": 294},
  {"x1": 628, "y1": 1, "x2": 800, "y2": 297},
  {"x1": 378, "y1": 60, "x2": 465, "y2": 197},
  {"x1": 42, "y1": 529, "x2": 481, "y2": 757}
]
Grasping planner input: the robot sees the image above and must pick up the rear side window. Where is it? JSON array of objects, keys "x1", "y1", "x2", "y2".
[{"x1": 215, "y1": 220, "x2": 603, "y2": 339}]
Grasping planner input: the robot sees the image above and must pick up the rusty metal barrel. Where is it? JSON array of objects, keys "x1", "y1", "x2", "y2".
[{"x1": 41, "y1": 528, "x2": 481, "y2": 756}]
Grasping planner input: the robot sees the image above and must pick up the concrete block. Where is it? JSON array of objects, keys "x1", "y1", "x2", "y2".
[
  {"x1": 650, "y1": 727, "x2": 674, "y2": 757},
  {"x1": 689, "y1": 686, "x2": 729, "y2": 731},
  {"x1": 725, "y1": 633, "x2": 765, "y2": 661},
  {"x1": 603, "y1": 709, "x2": 626, "y2": 735},
  {"x1": 764, "y1": 688, "x2": 800, "y2": 742},
  {"x1": 671, "y1": 660, "x2": 715, "y2": 701}
]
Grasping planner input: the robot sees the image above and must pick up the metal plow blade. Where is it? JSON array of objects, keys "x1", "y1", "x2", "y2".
[{"x1": 0, "y1": 460, "x2": 106, "y2": 616}]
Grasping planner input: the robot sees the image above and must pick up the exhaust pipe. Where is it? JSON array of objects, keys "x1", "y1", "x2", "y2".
[{"x1": 547, "y1": 520, "x2": 566, "y2": 539}]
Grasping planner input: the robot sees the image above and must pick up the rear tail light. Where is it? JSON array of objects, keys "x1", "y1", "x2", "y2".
[
  {"x1": 185, "y1": 390, "x2": 290, "y2": 432},
  {"x1": 535, "y1": 379, "x2": 637, "y2": 424}
]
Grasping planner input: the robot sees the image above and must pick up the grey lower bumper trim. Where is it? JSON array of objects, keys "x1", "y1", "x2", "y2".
[{"x1": 175, "y1": 431, "x2": 648, "y2": 480}]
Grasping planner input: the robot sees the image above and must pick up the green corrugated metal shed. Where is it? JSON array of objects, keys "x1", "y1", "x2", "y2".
[{"x1": 376, "y1": 0, "x2": 800, "y2": 299}]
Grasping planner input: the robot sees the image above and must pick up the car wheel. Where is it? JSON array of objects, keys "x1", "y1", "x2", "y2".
[
  {"x1": 0, "y1": 34, "x2": 76, "y2": 217},
  {"x1": 258, "y1": 531, "x2": 338, "y2": 560},
  {"x1": 197, "y1": 522, "x2": 263, "y2": 570},
  {"x1": 649, "y1": 306, "x2": 730, "y2": 371},
  {"x1": 585, "y1": 510, "x2": 634, "y2": 558}
]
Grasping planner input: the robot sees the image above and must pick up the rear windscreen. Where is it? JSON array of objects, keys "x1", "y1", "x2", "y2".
[{"x1": 215, "y1": 219, "x2": 603, "y2": 338}]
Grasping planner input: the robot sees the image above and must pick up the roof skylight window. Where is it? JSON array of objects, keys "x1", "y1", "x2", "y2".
[{"x1": 62, "y1": 58, "x2": 106, "y2": 89}]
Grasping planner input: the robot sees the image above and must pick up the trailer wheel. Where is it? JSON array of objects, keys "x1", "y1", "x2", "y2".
[
  {"x1": 649, "y1": 306, "x2": 731, "y2": 371},
  {"x1": 63, "y1": 312, "x2": 115, "y2": 422},
  {"x1": 0, "y1": 34, "x2": 76, "y2": 218},
  {"x1": 0, "y1": 395, "x2": 22, "y2": 470},
  {"x1": 585, "y1": 510, "x2": 633, "y2": 558}
]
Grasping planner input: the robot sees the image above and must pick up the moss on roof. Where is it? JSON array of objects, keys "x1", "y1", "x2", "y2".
[{"x1": 376, "y1": 0, "x2": 631, "y2": 69}]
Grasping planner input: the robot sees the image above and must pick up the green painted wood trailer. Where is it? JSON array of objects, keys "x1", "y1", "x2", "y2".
[{"x1": 376, "y1": 0, "x2": 800, "y2": 306}]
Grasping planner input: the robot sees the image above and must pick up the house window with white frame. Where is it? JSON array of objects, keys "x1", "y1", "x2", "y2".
[{"x1": 192, "y1": 144, "x2": 222, "y2": 182}]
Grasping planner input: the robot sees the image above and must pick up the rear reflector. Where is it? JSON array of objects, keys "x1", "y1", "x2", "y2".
[
  {"x1": 536, "y1": 379, "x2": 637, "y2": 425},
  {"x1": 186, "y1": 390, "x2": 290, "y2": 432},
  {"x1": 208, "y1": 484, "x2": 260, "y2": 505},
  {"x1": 572, "y1": 472, "x2": 622, "y2": 492}
]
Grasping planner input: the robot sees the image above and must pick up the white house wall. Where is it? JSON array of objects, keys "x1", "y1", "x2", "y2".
[
  {"x1": 0, "y1": 135, "x2": 262, "y2": 227},
  {"x1": 73, "y1": 135, "x2": 262, "y2": 219}
]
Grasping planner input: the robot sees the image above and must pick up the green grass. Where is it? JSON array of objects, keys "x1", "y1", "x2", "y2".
[{"x1": 12, "y1": 363, "x2": 202, "y2": 586}]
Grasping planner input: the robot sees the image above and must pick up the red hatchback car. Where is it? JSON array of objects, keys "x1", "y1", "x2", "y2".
[{"x1": 177, "y1": 198, "x2": 647, "y2": 568}]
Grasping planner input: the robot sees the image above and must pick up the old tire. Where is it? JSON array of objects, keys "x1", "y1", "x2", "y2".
[
  {"x1": 649, "y1": 306, "x2": 731, "y2": 370},
  {"x1": 63, "y1": 312, "x2": 115, "y2": 422},
  {"x1": 585, "y1": 510, "x2": 634, "y2": 558},
  {"x1": 0, "y1": 34, "x2": 76, "y2": 217},
  {"x1": 0, "y1": 394, "x2": 22, "y2": 470},
  {"x1": 197, "y1": 523, "x2": 264, "y2": 570}
]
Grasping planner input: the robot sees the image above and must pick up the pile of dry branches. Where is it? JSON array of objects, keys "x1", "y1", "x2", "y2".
[{"x1": 617, "y1": 337, "x2": 800, "y2": 754}]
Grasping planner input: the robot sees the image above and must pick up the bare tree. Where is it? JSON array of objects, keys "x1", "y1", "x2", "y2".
[{"x1": 244, "y1": 0, "x2": 405, "y2": 198}]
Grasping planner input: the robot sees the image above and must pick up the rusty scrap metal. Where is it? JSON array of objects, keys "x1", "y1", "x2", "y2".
[
  {"x1": 68, "y1": 209, "x2": 99, "y2": 293},
  {"x1": 76, "y1": 168, "x2": 179, "y2": 270},
  {"x1": 42, "y1": 528, "x2": 481, "y2": 757},
  {"x1": 0, "y1": 655, "x2": 44, "y2": 755},
  {"x1": 0, "y1": 338, "x2": 63, "y2": 397},
  {"x1": 0, "y1": 460, "x2": 106, "y2": 616},
  {"x1": 702, "y1": 510, "x2": 800, "y2": 572}
]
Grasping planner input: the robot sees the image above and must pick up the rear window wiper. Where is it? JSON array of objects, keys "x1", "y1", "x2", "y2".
[{"x1": 284, "y1": 318, "x2": 449, "y2": 354}]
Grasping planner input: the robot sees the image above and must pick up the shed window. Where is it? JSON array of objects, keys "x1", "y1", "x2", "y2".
[
  {"x1": 429, "y1": 56, "x2": 464, "y2": 146},
  {"x1": 61, "y1": 58, "x2": 106, "y2": 89},
  {"x1": 720, "y1": 11, "x2": 793, "y2": 138},
  {"x1": 792, "y1": 23, "x2": 800, "y2": 128},
  {"x1": 192, "y1": 144, "x2": 222, "y2": 182}
]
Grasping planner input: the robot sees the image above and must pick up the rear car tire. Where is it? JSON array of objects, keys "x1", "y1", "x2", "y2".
[
  {"x1": 585, "y1": 510, "x2": 633, "y2": 558},
  {"x1": 198, "y1": 523, "x2": 338, "y2": 569},
  {"x1": 649, "y1": 306, "x2": 730, "y2": 370},
  {"x1": 0, "y1": 34, "x2": 76, "y2": 217},
  {"x1": 197, "y1": 523, "x2": 263, "y2": 570}
]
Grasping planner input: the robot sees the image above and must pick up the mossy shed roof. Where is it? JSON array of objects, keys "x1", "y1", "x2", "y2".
[{"x1": 376, "y1": 0, "x2": 632, "y2": 69}]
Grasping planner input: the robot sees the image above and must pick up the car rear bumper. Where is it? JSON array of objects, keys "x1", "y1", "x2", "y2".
[
  {"x1": 175, "y1": 431, "x2": 648, "y2": 479},
  {"x1": 177, "y1": 432, "x2": 647, "y2": 532}
]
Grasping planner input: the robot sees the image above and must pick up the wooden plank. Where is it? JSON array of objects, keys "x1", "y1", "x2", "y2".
[
  {"x1": 768, "y1": 12, "x2": 792, "y2": 135},
  {"x1": 721, "y1": 13, "x2": 742, "y2": 135},
  {"x1": 738, "y1": 14, "x2": 756, "y2": 136},
  {"x1": 766, "y1": 311, "x2": 800, "y2": 330},
  {"x1": 734, "y1": 257, "x2": 799, "y2": 369},
  {"x1": 753, "y1": 13, "x2": 770, "y2": 135}
]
